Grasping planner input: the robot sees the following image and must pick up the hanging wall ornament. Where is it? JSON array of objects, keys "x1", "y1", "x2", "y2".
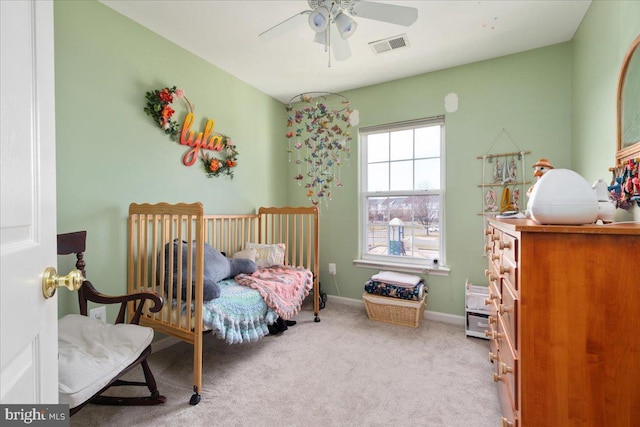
[
  {"x1": 285, "y1": 92, "x2": 357, "y2": 207},
  {"x1": 144, "y1": 85, "x2": 238, "y2": 179}
]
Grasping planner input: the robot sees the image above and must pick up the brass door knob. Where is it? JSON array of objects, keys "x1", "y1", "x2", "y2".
[{"x1": 42, "y1": 267, "x2": 84, "y2": 299}]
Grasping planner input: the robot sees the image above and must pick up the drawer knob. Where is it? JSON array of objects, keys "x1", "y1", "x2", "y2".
[
  {"x1": 500, "y1": 362, "x2": 513, "y2": 374},
  {"x1": 484, "y1": 269, "x2": 498, "y2": 281},
  {"x1": 501, "y1": 417, "x2": 515, "y2": 427},
  {"x1": 489, "y1": 315, "x2": 497, "y2": 325},
  {"x1": 498, "y1": 265, "x2": 507, "y2": 274},
  {"x1": 491, "y1": 254, "x2": 500, "y2": 261},
  {"x1": 484, "y1": 245, "x2": 492, "y2": 252},
  {"x1": 498, "y1": 240, "x2": 512, "y2": 249},
  {"x1": 493, "y1": 372, "x2": 503, "y2": 382},
  {"x1": 485, "y1": 330, "x2": 503, "y2": 340},
  {"x1": 499, "y1": 304, "x2": 512, "y2": 315},
  {"x1": 491, "y1": 235, "x2": 500, "y2": 241},
  {"x1": 488, "y1": 351, "x2": 497, "y2": 362}
]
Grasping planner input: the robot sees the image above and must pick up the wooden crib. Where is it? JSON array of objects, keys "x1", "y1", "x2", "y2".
[{"x1": 127, "y1": 202, "x2": 319, "y2": 404}]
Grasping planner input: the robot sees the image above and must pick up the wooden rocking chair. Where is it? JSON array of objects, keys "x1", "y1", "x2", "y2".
[{"x1": 57, "y1": 231, "x2": 167, "y2": 415}]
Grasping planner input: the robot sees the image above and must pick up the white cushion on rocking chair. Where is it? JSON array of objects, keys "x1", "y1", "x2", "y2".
[{"x1": 58, "y1": 314, "x2": 154, "y2": 409}]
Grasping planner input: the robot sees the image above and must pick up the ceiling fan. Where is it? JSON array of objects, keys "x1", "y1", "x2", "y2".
[{"x1": 258, "y1": 0, "x2": 418, "y2": 65}]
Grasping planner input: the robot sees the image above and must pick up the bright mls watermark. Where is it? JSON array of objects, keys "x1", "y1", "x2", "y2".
[{"x1": 1, "y1": 405, "x2": 69, "y2": 426}]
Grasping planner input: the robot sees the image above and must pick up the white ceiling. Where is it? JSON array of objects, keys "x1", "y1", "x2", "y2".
[{"x1": 100, "y1": 0, "x2": 591, "y2": 103}]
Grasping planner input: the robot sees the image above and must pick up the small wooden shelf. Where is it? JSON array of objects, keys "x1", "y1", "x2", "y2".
[
  {"x1": 477, "y1": 180, "x2": 531, "y2": 188},
  {"x1": 476, "y1": 150, "x2": 531, "y2": 160}
]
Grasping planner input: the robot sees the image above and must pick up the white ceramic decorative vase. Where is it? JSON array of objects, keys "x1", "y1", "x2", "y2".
[{"x1": 592, "y1": 178, "x2": 615, "y2": 223}]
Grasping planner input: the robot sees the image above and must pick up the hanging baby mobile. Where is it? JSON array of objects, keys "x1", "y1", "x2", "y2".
[
  {"x1": 144, "y1": 86, "x2": 238, "y2": 179},
  {"x1": 285, "y1": 92, "x2": 359, "y2": 207}
]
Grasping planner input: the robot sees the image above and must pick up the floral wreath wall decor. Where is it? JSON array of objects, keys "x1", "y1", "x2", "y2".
[
  {"x1": 144, "y1": 86, "x2": 238, "y2": 179},
  {"x1": 285, "y1": 92, "x2": 359, "y2": 207}
]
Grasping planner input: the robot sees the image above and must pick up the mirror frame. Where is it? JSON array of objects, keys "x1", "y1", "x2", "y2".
[{"x1": 616, "y1": 34, "x2": 640, "y2": 165}]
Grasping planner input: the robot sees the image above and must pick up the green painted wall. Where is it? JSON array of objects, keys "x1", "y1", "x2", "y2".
[
  {"x1": 297, "y1": 44, "x2": 573, "y2": 316},
  {"x1": 54, "y1": 0, "x2": 640, "y2": 320},
  {"x1": 571, "y1": 0, "x2": 640, "y2": 222},
  {"x1": 54, "y1": 1, "x2": 288, "y2": 317}
]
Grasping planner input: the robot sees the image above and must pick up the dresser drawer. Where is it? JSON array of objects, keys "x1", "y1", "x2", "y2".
[
  {"x1": 484, "y1": 276, "x2": 501, "y2": 313},
  {"x1": 499, "y1": 255, "x2": 518, "y2": 292},
  {"x1": 486, "y1": 227, "x2": 502, "y2": 256},
  {"x1": 498, "y1": 314, "x2": 518, "y2": 409},
  {"x1": 489, "y1": 316, "x2": 499, "y2": 363},
  {"x1": 495, "y1": 354, "x2": 518, "y2": 427},
  {"x1": 499, "y1": 278, "x2": 518, "y2": 347},
  {"x1": 497, "y1": 230, "x2": 517, "y2": 262}
]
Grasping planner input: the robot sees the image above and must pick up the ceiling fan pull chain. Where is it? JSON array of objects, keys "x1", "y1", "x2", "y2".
[
  {"x1": 327, "y1": 21, "x2": 332, "y2": 68},
  {"x1": 325, "y1": 16, "x2": 332, "y2": 68}
]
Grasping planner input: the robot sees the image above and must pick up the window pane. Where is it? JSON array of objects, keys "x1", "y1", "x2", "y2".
[
  {"x1": 367, "y1": 133, "x2": 389, "y2": 163},
  {"x1": 390, "y1": 129, "x2": 413, "y2": 161},
  {"x1": 415, "y1": 158, "x2": 440, "y2": 190},
  {"x1": 405, "y1": 195, "x2": 440, "y2": 260},
  {"x1": 368, "y1": 163, "x2": 389, "y2": 192},
  {"x1": 411, "y1": 195, "x2": 440, "y2": 231},
  {"x1": 365, "y1": 195, "x2": 440, "y2": 260},
  {"x1": 390, "y1": 160, "x2": 413, "y2": 191},
  {"x1": 415, "y1": 126, "x2": 440, "y2": 158},
  {"x1": 367, "y1": 197, "x2": 389, "y2": 254}
]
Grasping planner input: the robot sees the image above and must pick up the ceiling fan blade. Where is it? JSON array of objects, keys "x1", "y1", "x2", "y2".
[
  {"x1": 330, "y1": 28, "x2": 351, "y2": 61},
  {"x1": 259, "y1": 10, "x2": 311, "y2": 41},
  {"x1": 313, "y1": 30, "x2": 327, "y2": 45},
  {"x1": 348, "y1": 0, "x2": 418, "y2": 26}
]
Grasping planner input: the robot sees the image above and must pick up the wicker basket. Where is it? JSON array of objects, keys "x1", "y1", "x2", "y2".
[{"x1": 362, "y1": 292, "x2": 426, "y2": 328}]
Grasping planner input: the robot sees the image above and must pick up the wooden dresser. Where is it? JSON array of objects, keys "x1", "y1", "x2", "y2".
[{"x1": 484, "y1": 218, "x2": 640, "y2": 427}]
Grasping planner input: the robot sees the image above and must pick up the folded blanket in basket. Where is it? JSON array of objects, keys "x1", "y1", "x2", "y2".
[
  {"x1": 364, "y1": 280, "x2": 425, "y2": 301},
  {"x1": 371, "y1": 271, "x2": 422, "y2": 288}
]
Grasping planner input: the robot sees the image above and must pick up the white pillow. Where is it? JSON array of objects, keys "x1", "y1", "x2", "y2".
[
  {"x1": 244, "y1": 242, "x2": 285, "y2": 267},
  {"x1": 232, "y1": 247, "x2": 257, "y2": 262}
]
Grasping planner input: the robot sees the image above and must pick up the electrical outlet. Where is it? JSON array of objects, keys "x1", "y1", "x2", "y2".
[
  {"x1": 328, "y1": 263, "x2": 336, "y2": 275},
  {"x1": 90, "y1": 306, "x2": 106, "y2": 323}
]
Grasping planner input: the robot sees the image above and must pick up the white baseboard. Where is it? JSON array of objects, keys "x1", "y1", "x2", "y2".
[{"x1": 328, "y1": 295, "x2": 465, "y2": 326}]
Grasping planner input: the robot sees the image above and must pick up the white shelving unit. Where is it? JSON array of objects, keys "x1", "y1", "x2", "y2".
[{"x1": 465, "y1": 279, "x2": 490, "y2": 339}]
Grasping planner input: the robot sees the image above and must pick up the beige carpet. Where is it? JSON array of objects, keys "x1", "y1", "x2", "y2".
[{"x1": 70, "y1": 298, "x2": 502, "y2": 426}]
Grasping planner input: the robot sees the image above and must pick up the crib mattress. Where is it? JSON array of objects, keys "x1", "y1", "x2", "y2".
[{"x1": 156, "y1": 279, "x2": 278, "y2": 344}]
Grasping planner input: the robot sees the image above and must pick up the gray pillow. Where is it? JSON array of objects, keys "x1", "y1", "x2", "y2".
[
  {"x1": 161, "y1": 240, "x2": 256, "y2": 301},
  {"x1": 229, "y1": 257, "x2": 257, "y2": 277}
]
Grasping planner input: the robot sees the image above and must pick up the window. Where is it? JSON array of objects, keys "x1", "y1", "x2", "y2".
[{"x1": 358, "y1": 117, "x2": 445, "y2": 272}]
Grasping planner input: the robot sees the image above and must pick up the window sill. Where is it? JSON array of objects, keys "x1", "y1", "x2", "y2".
[{"x1": 352, "y1": 259, "x2": 450, "y2": 276}]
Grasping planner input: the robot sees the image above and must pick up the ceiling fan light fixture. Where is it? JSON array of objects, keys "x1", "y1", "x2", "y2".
[
  {"x1": 334, "y1": 12, "x2": 357, "y2": 39},
  {"x1": 308, "y1": 7, "x2": 330, "y2": 33}
]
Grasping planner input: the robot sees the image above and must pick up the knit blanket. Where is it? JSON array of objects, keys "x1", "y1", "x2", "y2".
[
  {"x1": 201, "y1": 279, "x2": 278, "y2": 344},
  {"x1": 235, "y1": 266, "x2": 313, "y2": 320}
]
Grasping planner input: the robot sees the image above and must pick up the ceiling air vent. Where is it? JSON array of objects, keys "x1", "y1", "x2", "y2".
[{"x1": 369, "y1": 34, "x2": 410, "y2": 55}]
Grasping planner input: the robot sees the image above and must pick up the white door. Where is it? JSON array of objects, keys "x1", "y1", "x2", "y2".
[{"x1": 1, "y1": 0, "x2": 58, "y2": 404}]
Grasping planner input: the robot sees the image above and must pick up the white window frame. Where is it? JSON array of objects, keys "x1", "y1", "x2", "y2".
[{"x1": 355, "y1": 116, "x2": 447, "y2": 275}]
